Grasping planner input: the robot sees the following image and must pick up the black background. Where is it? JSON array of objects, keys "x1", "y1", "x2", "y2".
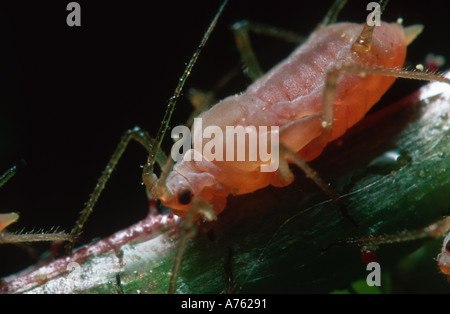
[{"x1": 0, "y1": 0, "x2": 449, "y2": 282}]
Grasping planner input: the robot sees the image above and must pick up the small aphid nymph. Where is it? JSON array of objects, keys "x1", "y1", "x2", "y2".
[{"x1": 437, "y1": 233, "x2": 450, "y2": 277}]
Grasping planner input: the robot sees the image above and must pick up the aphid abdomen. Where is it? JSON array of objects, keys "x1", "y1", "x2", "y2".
[
  {"x1": 198, "y1": 22, "x2": 408, "y2": 162},
  {"x1": 244, "y1": 22, "x2": 408, "y2": 159}
]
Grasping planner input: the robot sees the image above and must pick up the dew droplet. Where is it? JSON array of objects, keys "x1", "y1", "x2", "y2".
[{"x1": 368, "y1": 150, "x2": 408, "y2": 174}]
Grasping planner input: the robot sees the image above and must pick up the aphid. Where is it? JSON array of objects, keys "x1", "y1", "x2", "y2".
[
  {"x1": 0, "y1": 163, "x2": 70, "y2": 245},
  {"x1": 148, "y1": 0, "x2": 450, "y2": 221},
  {"x1": 438, "y1": 232, "x2": 450, "y2": 279},
  {"x1": 335, "y1": 216, "x2": 450, "y2": 281},
  {"x1": 1, "y1": 163, "x2": 25, "y2": 239},
  {"x1": 59, "y1": 0, "x2": 450, "y2": 293}
]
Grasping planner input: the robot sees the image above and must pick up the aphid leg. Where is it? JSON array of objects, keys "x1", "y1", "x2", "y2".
[
  {"x1": 277, "y1": 117, "x2": 356, "y2": 224},
  {"x1": 187, "y1": 66, "x2": 248, "y2": 128},
  {"x1": 0, "y1": 163, "x2": 22, "y2": 233},
  {"x1": 231, "y1": 0, "x2": 351, "y2": 81},
  {"x1": 0, "y1": 212, "x2": 70, "y2": 244},
  {"x1": 335, "y1": 217, "x2": 450, "y2": 248},
  {"x1": 167, "y1": 198, "x2": 215, "y2": 294},
  {"x1": 66, "y1": 127, "x2": 168, "y2": 252},
  {"x1": 231, "y1": 20, "x2": 305, "y2": 81},
  {"x1": 187, "y1": 63, "x2": 248, "y2": 126},
  {"x1": 136, "y1": 1, "x2": 228, "y2": 294},
  {"x1": 315, "y1": 0, "x2": 348, "y2": 30},
  {"x1": 187, "y1": 88, "x2": 217, "y2": 123},
  {"x1": 186, "y1": 84, "x2": 222, "y2": 129},
  {"x1": 1, "y1": 163, "x2": 71, "y2": 244},
  {"x1": 311, "y1": 64, "x2": 450, "y2": 223},
  {"x1": 333, "y1": 217, "x2": 450, "y2": 278},
  {"x1": 0, "y1": 229, "x2": 71, "y2": 244},
  {"x1": 279, "y1": 144, "x2": 357, "y2": 226}
]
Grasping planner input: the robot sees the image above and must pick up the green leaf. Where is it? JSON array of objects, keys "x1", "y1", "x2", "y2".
[{"x1": 2, "y1": 78, "x2": 450, "y2": 294}]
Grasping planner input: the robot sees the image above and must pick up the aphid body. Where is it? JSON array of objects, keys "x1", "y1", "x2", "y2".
[{"x1": 150, "y1": 20, "x2": 424, "y2": 217}]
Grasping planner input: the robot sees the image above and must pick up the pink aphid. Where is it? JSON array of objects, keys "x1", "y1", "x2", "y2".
[
  {"x1": 437, "y1": 233, "x2": 450, "y2": 280},
  {"x1": 149, "y1": 19, "x2": 436, "y2": 217}
]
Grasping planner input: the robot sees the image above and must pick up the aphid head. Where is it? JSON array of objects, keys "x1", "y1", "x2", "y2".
[
  {"x1": 149, "y1": 169, "x2": 228, "y2": 218},
  {"x1": 148, "y1": 171, "x2": 193, "y2": 212}
]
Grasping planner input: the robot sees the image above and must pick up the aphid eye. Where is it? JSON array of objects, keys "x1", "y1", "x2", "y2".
[
  {"x1": 446, "y1": 239, "x2": 450, "y2": 252},
  {"x1": 177, "y1": 188, "x2": 193, "y2": 205}
]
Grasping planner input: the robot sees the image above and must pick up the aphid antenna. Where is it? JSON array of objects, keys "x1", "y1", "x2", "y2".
[{"x1": 143, "y1": 0, "x2": 229, "y2": 180}]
